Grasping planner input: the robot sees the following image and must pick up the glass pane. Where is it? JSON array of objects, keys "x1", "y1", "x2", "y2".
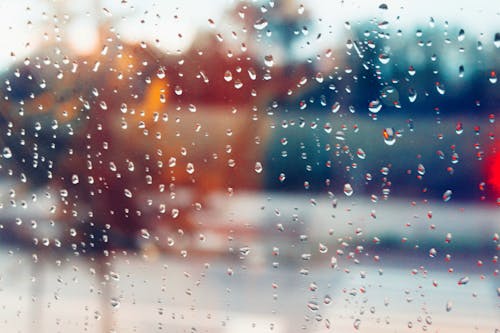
[{"x1": 0, "y1": 0, "x2": 498, "y2": 332}]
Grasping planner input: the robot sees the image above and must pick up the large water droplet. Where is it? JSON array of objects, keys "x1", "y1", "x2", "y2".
[
  {"x1": 124, "y1": 189, "x2": 133, "y2": 198},
  {"x1": 264, "y1": 55, "x2": 274, "y2": 67},
  {"x1": 382, "y1": 128, "x2": 396, "y2": 145},
  {"x1": 435, "y1": 82, "x2": 446, "y2": 95},
  {"x1": 254, "y1": 18, "x2": 268, "y2": 30},
  {"x1": 368, "y1": 100, "x2": 382, "y2": 113},
  {"x1": 442, "y1": 190, "x2": 452, "y2": 202},
  {"x1": 343, "y1": 183, "x2": 353, "y2": 196},
  {"x1": 494, "y1": 32, "x2": 500, "y2": 48},
  {"x1": 356, "y1": 148, "x2": 366, "y2": 159},
  {"x1": 254, "y1": 162, "x2": 263, "y2": 173},
  {"x1": 224, "y1": 70, "x2": 233, "y2": 82},
  {"x1": 2, "y1": 147, "x2": 12, "y2": 159},
  {"x1": 378, "y1": 53, "x2": 390, "y2": 64},
  {"x1": 186, "y1": 163, "x2": 195, "y2": 174}
]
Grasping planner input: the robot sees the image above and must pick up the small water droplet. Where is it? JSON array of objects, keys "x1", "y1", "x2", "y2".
[
  {"x1": 489, "y1": 71, "x2": 497, "y2": 84},
  {"x1": 417, "y1": 163, "x2": 425, "y2": 175},
  {"x1": 446, "y1": 300, "x2": 453, "y2": 312},
  {"x1": 239, "y1": 246, "x2": 250, "y2": 256},
  {"x1": 110, "y1": 298, "x2": 120, "y2": 308},
  {"x1": 307, "y1": 301, "x2": 319, "y2": 312},
  {"x1": 141, "y1": 228, "x2": 150, "y2": 239}
]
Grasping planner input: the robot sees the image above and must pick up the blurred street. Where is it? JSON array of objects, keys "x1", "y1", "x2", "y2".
[
  {"x1": 0, "y1": 251, "x2": 498, "y2": 332},
  {"x1": 0, "y1": 193, "x2": 498, "y2": 332}
]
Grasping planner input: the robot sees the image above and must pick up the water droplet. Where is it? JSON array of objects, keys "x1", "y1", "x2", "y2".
[
  {"x1": 307, "y1": 301, "x2": 319, "y2": 312},
  {"x1": 247, "y1": 68, "x2": 257, "y2": 80},
  {"x1": 71, "y1": 174, "x2": 79, "y2": 184},
  {"x1": 446, "y1": 300, "x2": 453, "y2": 312},
  {"x1": 458, "y1": 29, "x2": 465, "y2": 41},
  {"x1": 435, "y1": 82, "x2": 446, "y2": 95},
  {"x1": 224, "y1": 70, "x2": 232, "y2": 82},
  {"x1": 353, "y1": 318, "x2": 361, "y2": 330},
  {"x1": 368, "y1": 100, "x2": 382, "y2": 113},
  {"x1": 356, "y1": 148, "x2": 366, "y2": 159},
  {"x1": 330, "y1": 256, "x2": 338, "y2": 268},
  {"x1": 156, "y1": 67, "x2": 166, "y2": 79},
  {"x1": 455, "y1": 122, "x2": 464, "y2": 134},
  {"x1": 408, "y1": 66, "x2": 416, "y2": 76},
  {"x1": 378, "y1": 53, "x2": 390, "y2": 64},
  {"x1": 264, "y1": 55, "x2": 274, "y2": 67},
  {"x1": 319, "y1": 243, "x2": 328, "y2": 254},
  {"x1": 141, "y1": 228, "x2": 150, "y2": 239},
  {"x1": 124, "y1": 189, "x2": 133, "y2": 198},
  {"x1": 457, "y1": 276, "x2": 469, "y2": 285},
  {"x1": 254, "y1": 162, "x2": 263, "y2": 173},
  {"x1": 343, "y1": 183, "x2": 353, "y2": 196},
  {"x1": 186, "y1": 163, "x2": 195, "y2": 174},
  {"x1": 382, "y1": 128, "x2": 396, "y2": 145},
  {"x1": 331, "y1": 102, "x2": 341, "y2": 113},
  {"x1": 494, "y1": 32, "x2": 500, "y2": 48},
  {"x1": 489, "y1": 71, "x2": 497, "y2": 84},
  {"x1": 442, "y1": 190, "x2": 452, "y2": 202},
  {"x1": 110, "y1": 272, "x2": 120, "y2": 281},
  {"x1": 234, "y1": 80, "x2": 243, "y2": 89},
  {"x1": 2, "y1": 147, "x2": 12, "y2": 159},
  {"x1": 110, "y1": 298, "x2": 120, "y2": 308},
  {"x1": 254, "y1": 18, "x2": 268, "y2": 30},
  {"x1": 417, "y1": 163, "x2": 425, "y2": 175},
  {"x1": 239, "y1": 246, "x2": 250, "y2": 256}
]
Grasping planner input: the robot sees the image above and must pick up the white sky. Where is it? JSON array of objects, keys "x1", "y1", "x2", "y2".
[{"x1": 0, "y1": 0, "x2": 498, "y2": 68}]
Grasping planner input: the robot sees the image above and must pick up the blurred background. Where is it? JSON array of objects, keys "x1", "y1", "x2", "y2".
[{"x1": 0, "y1": 0, "x2": 498, "y2": 332}]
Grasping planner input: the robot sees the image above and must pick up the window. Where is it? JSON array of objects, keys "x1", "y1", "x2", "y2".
[{"x1": 0, "y1": 0, "x2": 498, "y2": 332}]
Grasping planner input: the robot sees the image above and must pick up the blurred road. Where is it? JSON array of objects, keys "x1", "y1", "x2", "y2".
[
  {"x1": 0, "y1": 251, "x2": 498, "y2": 332},
  {"x1": 0, "y1": 191, "x2": 498, "y2": 332}
]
